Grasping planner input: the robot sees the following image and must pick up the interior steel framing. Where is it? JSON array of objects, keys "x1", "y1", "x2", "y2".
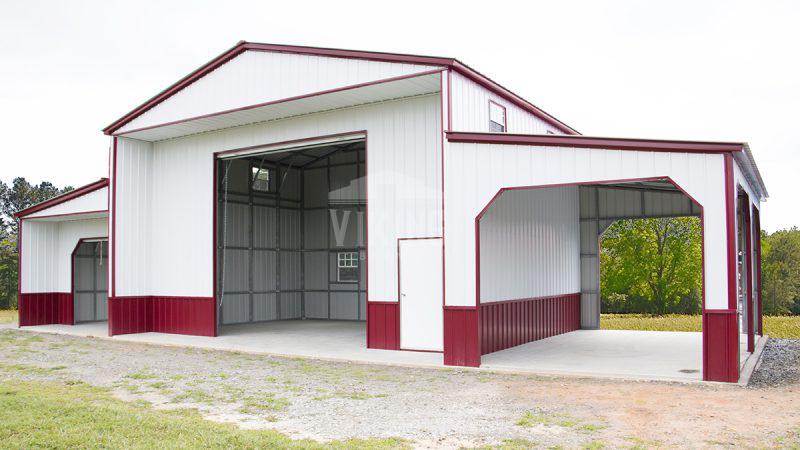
[{"x1": 216, "y1": 141, "x2": 366, "y2": 326}]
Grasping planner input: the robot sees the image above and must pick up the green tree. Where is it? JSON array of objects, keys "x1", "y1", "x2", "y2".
[
  {"x1": 761, "y1": 227, "x2": 800, "y2": 315},
  {"x1": 0, "y1": 178, "x2": 73, "y2": 309},
  {"x1": 600, "y1": 217, "x2": 702, "y2": 314}
]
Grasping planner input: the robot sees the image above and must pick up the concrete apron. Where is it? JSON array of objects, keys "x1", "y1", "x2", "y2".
[{"x1": 10, "y1": 322, "x2": 764, "y2": 385}]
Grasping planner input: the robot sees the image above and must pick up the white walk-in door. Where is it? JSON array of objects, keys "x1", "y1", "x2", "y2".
[{"x1": 399, "y1": 238, "x2": 443, "y2": 351}]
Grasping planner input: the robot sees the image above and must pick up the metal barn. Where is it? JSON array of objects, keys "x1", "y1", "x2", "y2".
[{"x1": 16, "y1": 42, "x2": 767, "y2": 383}]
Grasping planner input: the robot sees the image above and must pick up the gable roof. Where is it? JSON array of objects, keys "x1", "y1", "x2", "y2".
[
  {"x1": 15, "y1": 178, "x2": 109, "y2": 219},
  {"x1": 102, "y1": 41, "x2": 579, "y2": 136}
]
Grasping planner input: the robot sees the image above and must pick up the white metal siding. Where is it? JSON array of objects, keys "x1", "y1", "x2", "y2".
[
  {"x1": 449, "y1": 71, "x2": 562, "y2": 134},
  {"x1": 115, "y1": 94, "x2": 441, "y2": 300},
  {"x1": 21, "y1": 218, "x2": 107, "y2": 293},
  {"x1": 444, "y1": 142, "x2": 728, "y2": 309},
  {"x1": 479, "y1": 186, "x2": 580, "y2": 302},
  {"x1": 25, "y1": 187, "x2": 108, "y2": 218},
  {"x1": 119, "y1": 50, "x2": 439, "y2": 133},
  {"x1": 113, "y1": 137, "x2": 153, "y2": 296}
]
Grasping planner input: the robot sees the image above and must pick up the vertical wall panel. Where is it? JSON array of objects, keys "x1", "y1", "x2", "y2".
[
  {"x1": 479, "y1": 186, "x2": 580, "y2": 302},
  {"x1": 151, "y1": 94, "x2": 442, "y2": 305},
  {"x1": 479, "y1": 294, "x2": 581, "y2": 355}
]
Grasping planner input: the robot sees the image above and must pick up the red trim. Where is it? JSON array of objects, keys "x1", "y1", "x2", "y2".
[
  {"x1": 103, "y1": 42, "x2": 577, "y2": 136},
  {"x1": 367, "y1": 302, "x2": 399, "y2": 350},
  {"x1": 212, "y1": 152, "x2": 218, "y2": 337},
  {"x1": 446, "y1": 70, "x2": 453, "y2": 132},
  {"x1": 116, "y1": 69, "x2": 445, "y2": 137},
  {"x1": 703, "y1": 309, "x2": 740, "y2": 382},
  {"x1": 214, "y1": 131, "x2": 368, "y2": 343},
  {"x1": 70, "y1": 237, "x2": 108, "y2": 325},
  {"x1": 108, "y1": 296, "x2": 216, "y2": 336},
  {"x1": 443, "y1": 307, "x2": 480, "y2": 366},
  {"x1": 488, "y1": 100, "x2": 507, "y2": 132},
  {"x1": 20, "y1": 210, "x2": 108, "y2": 221},
  {"x1": 16, "y1": 218, "x2": 22, "y2": 328},
  {"x1": 215, "y1": 130, "x2": 366, "y2": 159},
  {"x1": 15, "y1": 178, "x2": 109, "y2": 218},
  {"x1": 18, "y1": 293, "x2": 73, "y2": 326},
  {"x1": 447, "y1": 132, "x2": 745, "y2": 154},
  {"x1": 753, "y1": 206, "x2": 763, "y2": 336},
  {"x1": 480, "y1": 294, "x2": 580, "y2": 355},
  {"x1": 741, "y1": 192, "x2": 754, "y2": 353}
]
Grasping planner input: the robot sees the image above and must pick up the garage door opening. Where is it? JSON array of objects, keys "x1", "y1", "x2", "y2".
[
  {"x1": 215, "y1": 137, "x2": 366, "y2": 340},
  {"x1": 477, "y1": 179, "x2": 714, "y2": 381},
  {"x1": 72, "y1": 239, "x2": 109, "y2": 324}
]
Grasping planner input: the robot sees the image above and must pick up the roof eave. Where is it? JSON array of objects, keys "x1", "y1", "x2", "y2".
[{"x1": 15, "y1": 178, "x2": 109, "y2": 219}]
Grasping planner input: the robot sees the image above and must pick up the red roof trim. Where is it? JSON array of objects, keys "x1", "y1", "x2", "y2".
[
  {"x1": 15, "y1": 178, "x2": 109, "y2": 219},
  {"x1": 102, "y1": 41, "x2": 578, "y2": 136},
  {"x1": 446, "y1": 132, "x2": 745, "y2": 153}
]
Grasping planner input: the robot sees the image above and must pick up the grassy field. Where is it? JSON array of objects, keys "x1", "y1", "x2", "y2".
[
  {"x1": 601, "y1": 314, "x2": 800, "y2": 339},
  {"x1": 0, "y1": 310, "x2": 17, "y2": 324},
  {"x1": 0, "y1": 378, "x2": 405, "y2": 449}
]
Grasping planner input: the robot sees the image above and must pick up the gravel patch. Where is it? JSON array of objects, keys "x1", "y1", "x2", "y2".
[
  {"x1": 749, "y1": 338, "x2": 800, "y2": 388},
  {"x1": 2, "y1": 328, "x2": 800, "y2": 448}
]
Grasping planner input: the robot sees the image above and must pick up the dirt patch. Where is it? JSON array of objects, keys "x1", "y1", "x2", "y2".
[{"x1": 1, "y1": 328, "x2": 798, "y2": 448}]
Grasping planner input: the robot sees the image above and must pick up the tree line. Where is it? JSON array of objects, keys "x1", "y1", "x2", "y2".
[
  {"x1": 0, "y1": 180, "x2": 799, "y2": 315},
  {"x1": 0, "y1": 178, "x2": 73, "y2": 308},
  {"x1": 601, "y1": 217, "x2": 800, "y2": 316}
]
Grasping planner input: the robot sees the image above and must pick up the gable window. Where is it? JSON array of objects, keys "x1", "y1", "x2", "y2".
[
  {"x1": 251, "y1": 166, "x2": 272, "y2": 192},
  {"x1": 337, "y1": 251, "x2": 359, "y2": 282},
  {"x1": 489, "y1": 101, "x2": 507, "y2": 132}
]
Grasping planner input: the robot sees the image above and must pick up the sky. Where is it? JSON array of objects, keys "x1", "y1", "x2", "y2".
[{"x1": 0, "y1": 0, "x2": 798, "y2": 231}]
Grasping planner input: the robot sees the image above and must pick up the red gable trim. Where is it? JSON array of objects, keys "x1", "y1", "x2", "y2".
[
  {"x1": 15, "y1": 178, "x2": 109, "y2": 219},
  {"x1": 102, "y1": 41, "x2": 578, "y2": 136},
  {"x1": 446, "y1": 132, "x2": 745, "y2": 154}
]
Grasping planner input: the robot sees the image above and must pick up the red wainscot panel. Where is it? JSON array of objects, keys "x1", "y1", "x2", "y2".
[
  {"x1": 443, "y1": 306, "x2": 481, "y2": 367},
  {"x1": 109, "y1": 296, "x2": 215, "y2": 337},
  {"x1": 18, "y1": 292, "x2": 73, "y2": 326},
  {"x1": 366, "y1": 301, "x2": 399, "y2": 350},
  {"x1": 480, "y1": 293, "x2": 581, "y2": 355},
  {"x1": 703, "y1": 309, "x2": 740, "y2": 382}
]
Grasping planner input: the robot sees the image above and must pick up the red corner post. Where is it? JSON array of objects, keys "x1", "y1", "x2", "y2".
[
  {"x1": 753, "y1": 207, "x2": 763, "y2": 336},
  {"x1": 703, "y1": 153, "x2": 740, "y2": 382}
]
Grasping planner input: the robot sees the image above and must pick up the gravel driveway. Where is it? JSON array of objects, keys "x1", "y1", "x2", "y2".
[{"x1": 1, "y1": 328, "x2": 798, "y2": 448}]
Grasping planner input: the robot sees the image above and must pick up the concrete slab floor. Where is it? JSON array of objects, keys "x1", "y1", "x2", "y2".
[
  {"x1": 15, "y1": 322, "x2": 761, "y2": 383},
  {"x1": 482, "y1": 330, "x2": 704, "y2": 382}
]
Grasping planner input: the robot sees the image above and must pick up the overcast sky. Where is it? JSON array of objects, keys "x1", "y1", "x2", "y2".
[{"x1": 1, "y1": 1, "x2": 797, "y2": 231}]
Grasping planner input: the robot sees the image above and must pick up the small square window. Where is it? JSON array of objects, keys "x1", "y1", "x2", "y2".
[
  {"x1": 489, "y1": 101, "x2": 506, "y2": 132},
  {"x1": 251, "y1": 167, "x2": 272, "y2": 192},
  {"x1": 337, "y1": 251, "x2": 359, "y2": 282}
]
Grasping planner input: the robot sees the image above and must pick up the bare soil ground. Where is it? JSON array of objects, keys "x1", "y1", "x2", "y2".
[{"x1": 1, "y1": 327, "x2": 798, "y2": 449}]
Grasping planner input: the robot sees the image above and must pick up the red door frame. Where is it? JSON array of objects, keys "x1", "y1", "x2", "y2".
[
  {"x1": 212, "y1": 131, "x2": 368, "y2": 338},
  {"x1": 739, "y1": 190, "x2": 755, "y2": 353},
  {"x1": 753, "y1": 206, "x2": 763, "y2": 336},
  {"x1": 71, "y1": 237, "x2": 109, "y2": 325}
]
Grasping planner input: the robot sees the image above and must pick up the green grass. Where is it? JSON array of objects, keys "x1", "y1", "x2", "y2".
[
  {"x1": 600, "y1": 314, "x2": 800, "y2": 339},
  {"x1": 0, "y1": 379, "x2": 408, "y2": 449},
  {"x1": 0, "y1": 309, "x2": 17, "y2": 324}
]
